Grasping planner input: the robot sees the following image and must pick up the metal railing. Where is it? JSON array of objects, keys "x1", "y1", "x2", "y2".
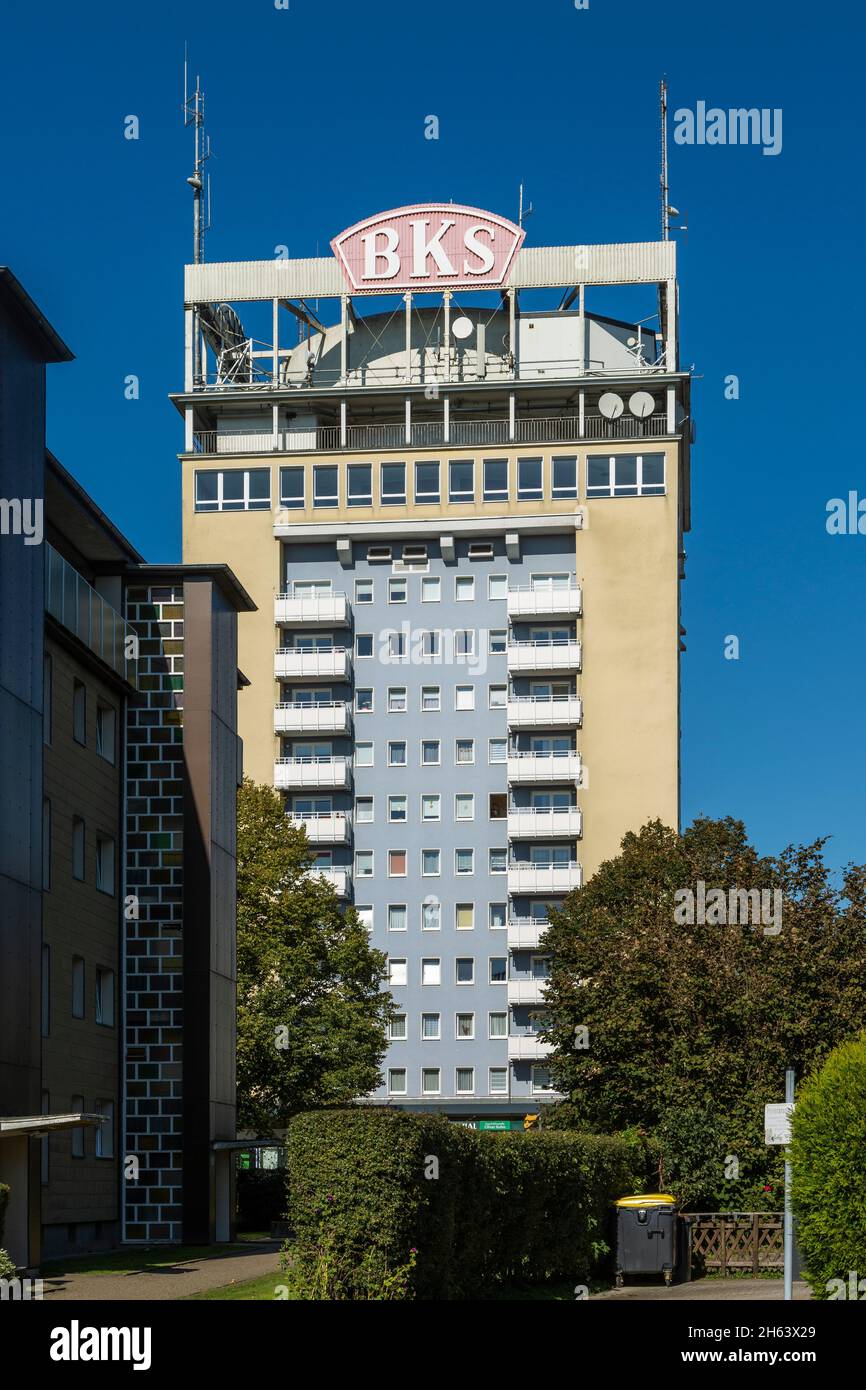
[{"x1": 45, "y1": 544, "x2": 138, "y2": 688}]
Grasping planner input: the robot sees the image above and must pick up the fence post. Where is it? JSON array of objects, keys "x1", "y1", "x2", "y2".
[
  {"x1": 752, "y1": 1214, "x2": 759, "y2": 1274},
  {"x1": 720, "y1": 1218, "x2": 727, "y2": 1276}
]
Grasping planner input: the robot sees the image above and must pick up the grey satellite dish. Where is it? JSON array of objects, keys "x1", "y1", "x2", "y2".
[
  {"x1": 598, "y1": 392, "x2": 625, "y2": 420},
  {"x1": 628, "y1": 390, "x2": 656, "y2": 419},
  {"x1": 451, "y1": 316, "x2": 474, "y2": 340},
  {"x1": 501, "y1": 332, "x2": 511, "y2": 350}
]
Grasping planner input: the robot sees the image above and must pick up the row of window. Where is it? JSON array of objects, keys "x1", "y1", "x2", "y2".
[
  {"x1": 357, "y1": 902, "x2": 512, "y2": 933},
  {"x1": 44, "y1": 657, "x2": 117, "y2": 762},
  {"x1": 40, "y1": 1093, "x2": 115, "y2": 1179},
  {"x1": 298, "y1": 735, "x2": 572, "y2": 767},
  {"x1": 337, "y1": 571, "x2": 572, "y2": 605},
  {"x1": 354, "y1": 848, "x2": 514, "y2": 878},
  {"x1": 40, "y1": 946, "x2": 115, "y2": 1037},
  {"x1": 386, "y1": 956, "x2": 535, "y2": 985},
  {"x1": 349, "y1": 792, "x2": 568, "y2": 823},
  {"x1": 194, "y1": 452, "x2": 665, "y2": 512},
  {"x1": 386, "y1": 1066, "x2": 553, "y2": 1097},
  {"x1": 41, "y1": 802, "x2": 116, "y2": 895}
]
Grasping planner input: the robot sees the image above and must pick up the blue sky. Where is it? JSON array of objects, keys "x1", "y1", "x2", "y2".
[{"x1": 3, "y1": 0, "x2": 865, "y2": 871}]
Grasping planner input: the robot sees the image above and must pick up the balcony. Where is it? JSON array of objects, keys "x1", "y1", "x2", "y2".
[
  {"x1": 274, "y1": 756, "x2": 351, "y2": 790},
  {"x1": 507, "y1": 979, "x2": 549, "y2": 1006},
  {"x1": 507, "y1": 640, "x2": 582, "y2": 675},
  {"x1": 305, "y1": 866, "x2": 351, "y2": 898},
  {"x1": 507, "y1": 919, "x2": 550, "y2": 950},
  {"x1": 45, "y1": 544, "x2": 139, "y2": 689},
  {"x1": 507, "y1": 1035, "x2": 554, "y2": 1062},
  {"x1": 274, "y1": 701, "x2": 351, "y2": 736},
  {"x1": 507, "y1": 696, "x2": 582, "y2": 729},
  {"x1": 274, "y1": 592, "x2": 349, "y2": 627},
  {"x1": 507, "y1": 862, "x2": 583, "y2": 895},
  {"x1": 507, "y1": 585, "x2": 582, "y2": 621},
  {"x1": 275, "y1": 647, "x2": 351, "y2": 681},
  {"x1": 288, "y1": 812, "x2": 352, "y2": 845},
  {"x1": 508, "y1": 751, "x2": 582, "y2": 784},
  {"x1": 508, "y1": 807, "x2": 583, "y2": 839}
]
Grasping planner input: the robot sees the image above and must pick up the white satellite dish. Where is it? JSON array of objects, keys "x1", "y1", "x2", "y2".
[
  {"x1": 628, "y1": 390, "x2": 655, "y2": 419},
  {"x1": 598, "y1": 392, "x2": 624, "y2": 420},
  {"x1": 451, "y1": 316, "x2": 474, "y2": 341}
]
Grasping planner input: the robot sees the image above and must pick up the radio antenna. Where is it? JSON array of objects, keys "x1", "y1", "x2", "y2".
[
  {"x1": 184, "y1": 47, "x2": 212, "y2": 386},
  {"x1": 660, "y1": 76, "x2": 669, "y2": 241}
]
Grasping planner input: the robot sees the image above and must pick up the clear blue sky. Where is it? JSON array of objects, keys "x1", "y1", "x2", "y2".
[{"x1": 3, "y1": 0, "x2": 865, "y2": 871}]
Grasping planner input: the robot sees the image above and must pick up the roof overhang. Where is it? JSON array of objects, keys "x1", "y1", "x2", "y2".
[{"x1": 0, "y1": 1113, "x2": 104, "y2": 1140}]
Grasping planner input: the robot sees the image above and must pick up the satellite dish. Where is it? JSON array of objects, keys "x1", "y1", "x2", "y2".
[
  {"x1": 598, "y1": 392, "x2": 624, "y2": 420},
  {"x1": 626, "y1": 336, "x2": 638, "y2": 347},
  {"x1": 501, "y1": 332, "x2": 511, "y2": 350},
  {"x1": 451, "y1": 316, "x2": 473, "y2": 341},
  {"x1": 628, "y1": 390, "x2": 655, "y2": 419}
]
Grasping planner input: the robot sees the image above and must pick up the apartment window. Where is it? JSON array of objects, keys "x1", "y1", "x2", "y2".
[
  {"x1": 455, "y1": 685, "x2": 475, "y2": 712},
  {"x1": 455, "y1": 738, "x2": 474, "y2": 764},
  {"x1": 41, "y1": 944, "x2": 50, "y2": 1037},
  {"x1": 279, "y1": 467, "x2": 304, "y2": 509},
  {"x1": 488, "y1": 684, "x2": 507, "y2": 709},
  {"x1": 421, "y1": 630, "x2": 440, "y2": 660},
  {"x1": 421, "y1": 1013, "x2": 440, "y2": 1040},
  {"x1": 356, "y1": 688, "x2": 373, "y2": 713},
  {"x1": 389, "y1": 795, "x2": 407, "y2": 822},
  {"x1": 489, "y1": 848, "x2": 507, "y2": 874},
  {"x1": 421, "y1": 958, "x2": 441, "y2": 986},
  {"x1": 388, "y1": 631, "x2": 408, "y2": 662},
  {"x1": 41, "y1": 1091, "x2": 50, "y2": 1184},
  {"x1": 357, "y1": 905, "x2": 373, "y2": 933},
  {"x1": 489, "y1": 630, "x2": 507, "y2": 654},
  {"x1": 489, "y1": 793, "x2": 507, "y2": 820},
  {"x1": 390, "y1": 1014, "x2": 407, "y2": 1041},
  {"x1": 43, "y1": 654, "x2": 52, "y2": 745},
  {"x1": 552, "y1": 455, "x2": 578, "y2": 499},
  {"x1": 456, "y1": 1067, "x2": 475, "y2": 1095},
  {"x1": 489, "y1": 903, "x2": 507, "y2": 931},
  {"x1": 356, "y1": 633, "x2": 373, "y2": 658},
  {"x1": 455, "y1": 575, "x2": 474, "y2": 602},
  {"x1": 421, "y1": 576, "x2": 441, "y2": 603},
  {"x1": 96, "y1": 836, "x2": 115, "y2": 895},
  {"x1": 483, "y1": 457, "x2": 508, "y2": 502},
  {"x1": 96, "y1": 704, "x2": 116, "y2": 763},
  {"x1": 195, "y1": 468, "x2": 270, "y2": 512},
  {"x1": 421, "y1": 739, "x2": 440, "y2": 766},
  {"x1": 72, "y1": 817, "x2": 85, "y2": 881},
  {"x1": 313, "y1": 464, "x2": 339, "y2": 508},
  {"x1": 71, "y1": 1098, "x2": 85, "y2": 1159},
  {"x1": 456, "y1": 903, "x2": 475, "y2": 931},
  {"x1": 388, "y1": 741, "x2": 407, "y2": 766},
  {"x1": 489, "y1": 738, "x2": 507, "y2": 764},
  {"x1": 73, "y1": 680, "x2": 86, "y2": 745},
  {"x1": 388, "y1": 904, "x2": 407, "y2": 933},
  {"x1": 421, "y1": 685, "x2": 440, "y2": 712},
  {"x1": 586, "y1": 452, "x2": 665, "y2": 498},
  {"x1": 389, "y1": 849, "x2": 407, "y2": 876},
  {"x1": 455, "y1": 630, "x2": 475, "y2": 659},
  {"x1": 455, "y1": 793, "x2": 474, "y2": 821},
  {"x1": 455, "y1": 849, "x2": 474, "y2": 875},
  {"x1": 389, "y1": 576, "x2": 407, "y2": 603},
  {"x1": 422, "y1": 849, "x2": 441, "y2": 877},
  {"x1": 517, "y1": 456, "x2": 543, "y2": 501},
  {"x1": 489, "y1": 1068, "x2": 509, "y2": 1095},
  {"x1": 355, "y1": 742, "x2": 373, "y2": 767},
  {"x1": 355, "y1": 850, "x2": 374, "y2": 877},
  {"x1": 95, "y1": 967, "x2": 115, "y2": 1027},
  {"x1": 347, "y1": 463, "x2": 372, "y2": 507},
  {"x1": 490, "y1": 956, "x2": 508, "y2": 984},
  {"x1": 488, "y1": 573, "x2": 507, "y2": 600},
  {"x1": 381, "y1": 462, "x2": 406, "y2": 505},
  {"x1": 72, "y1": 956, "x2": 85, "y2": 1019},
  {"x1": 456, "y1": 1013, "x2": 475, "y2": 1040},
  {"x1": 489, "y1": 1012, "x2": 508, "y2": 1039},
  {"x1": 532, "y1": 1066, "x2": 554, "y2": 1094},
  {"x1": 95, "y1": 1099, "x2": 115, "y2": 1159},
  {"x1": 353, "y1": 795, "x2": 373, "y2": 822},
  {"x1": 532, "y1": 955, "x2": 552, "y2": 979},
  {"x1": 415, "y1": 460, "x2": 440, "y2": 504},
  {"x1": 449, "y1": 459, "x2": 474, "y2": 503},
  {"x1": 388, "y1": 958, "x2": 407, "y2": 986},
  {"x1": 388, "y1": 687, "x2": 407, "y2": 713},
  {"x1": 422, "y1": 1068, "x2": 441, "y2": 1095},
  {"x1": 42, "y1": 798, "x2": 51, "y2": 890},
  {"x1": 354, "y1": 578, "x2": 373, "y2": 603},
  {"x1": 422, "y1": 900, "x2": 441, "y2": 931},
  {"x1": 388, "y1": 1069, "x2": 407, "y2": 1095},
  {"x1": 456, "y1": 958, "x2": 474, "y2": 984}
]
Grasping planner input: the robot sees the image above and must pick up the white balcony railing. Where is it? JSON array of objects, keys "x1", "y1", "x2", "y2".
[
  {"x1": 507, "y1": 585, "x2": 582, "y2": 620},
  {"x1": 275, "y1": 647, "x2": 351, "y2": 681},
  {"x1": 507, "y1": 1035, "x2": 554, "y2": 1061},
  {"x1": 274, "y1": 756, "x2": 351, "y2": 790},
  {"x1": 288, "y1": 812, "x2": 352, "y2": 844},
  {"x1": 507, "y1": 862, "x2": 583, "y2": 895},
  {"x1": 507, "y1": 695, "x2": 582, "y2": 729},
  {"x1": 507, "y1": 979, "x2": 549, "y2": 1006},
  {"x1": 507, "y1": 750, "x2": 582, "y2": 784},
  {"x1": 305, "y1": 866, "x2": 351, "y2": 898},
  {"x1": 507, "y1": 919, "x2": 550, "y2": 950},
  {"x1": 507, "y1": 640, "x2": 582, "y2": 674},
  {"x1": 274, "y1": 592, "x2": 350, "y2": 627},
  {"x1": 508, "y1": 807, "x2": 583, "y2": 839},
  {"x1": 274, "y1": 701, "x2": 351, "y2": 735}
]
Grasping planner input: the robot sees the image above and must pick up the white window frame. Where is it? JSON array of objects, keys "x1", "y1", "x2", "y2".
[
  {"x1": 421, "y1": 957, "x2": 442, "y2": 986},
  {"x1": 421, "y1": 575, "x2": 441, "y2": 603},
  {"x1": 455, "y1": 957, "x2": 475, "y2": 986},
  {"x1": 388, "y1": 1068, "x2": 408, "y2": 1094},
  {"x1": 421, "y1": 739, "x2": 441, "y2": 766},
  {"x1": 455, "y1": 685, "x2": 475, "y2": 712},
  {"x1": 355, "y1": 850, "x2": 374, "y2": 878},
  {"x1": 455, "y1": 903, "x2": 475, "y2": 932},
  {"x1": 388, "y1": 957, "x2": 408, "y2": 986},
  {"x1": 455, "y1": 738, "x2": 475, "y2": 765},
  {"x1": 455, "y1": 1012, "x2": 475, "y2": 1040},
  {"x1": 355, "y1": 741, "x2": 374, "y2": 767},
  {"x1": 388, "y1": 741, "x2": 407, "y2": 766},
  {"x1": 354, "y1": 577, "x2": 373, "y2": 604},
  {"x1": 488, "y1": 1011, "x2": 508, "y2": 1039},
  {"x1": 420, "y1": 1012, "x2": 441, "y2": 1041},
  {"x1": 388, "y1": 794, "x2": 408, "y2": 823},
  {"x1": 455, "y1": 1066, "x2": 475, "y2": 1095},
  {"x1": 455, "y1": 575, "x2": 475, "y2": 602},
  {"x1": 454, "y1": 793, "x2": 475, "y2": 821},
  {"x1": 421, "y1": 685, "x2": 441, "y2": 712},
  {"x1": 421, "y1": 793, "x2": 441, "y2": 822},
  {"x1": 388, "y1": 903, "x2": 408, "y2": 933},
  {"x1": 421, "y1": 848, "x2": 441, "y2": 877},
  {"x1": 488, "y1": 573, "x2": 508, "y2": 600},
  {"x1": 388, "y1": 849, "x2": 408, "y2": 878}
]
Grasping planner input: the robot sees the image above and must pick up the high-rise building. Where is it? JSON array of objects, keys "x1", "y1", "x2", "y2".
[{"x1": 179, "y1": 206, "x2": 692, "y2": 1122}]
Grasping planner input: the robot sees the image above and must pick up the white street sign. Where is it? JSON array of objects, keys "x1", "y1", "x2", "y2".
[{"x1": 765, "y1": 1102, "x2": 794, "y2": 1145}]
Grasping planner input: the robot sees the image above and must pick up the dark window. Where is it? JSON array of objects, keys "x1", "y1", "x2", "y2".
[
  {"x1": 348, "y1": 464, "x2": 372, "y2": 506},
  {"x1": 415, "y1": 461, "x2": 440, "y2": 504},
  {"x1": 449, "y1": 459, "x2": 474, "y2": 503},
  {"x1": 381, "y1": 463, "x2": 406, "y2": 505},
  {"x1": 517, "y1": 457, "x2": 543, "y2": 500},
  {"x1": 280, "y1": 467, "x2": 304, "y2": 508},
  {"x1": 483, "y1": 458, "x2": 508, "y2": 502},
  {"x1": 552, "y1": 455, "x2": 577, "y2": 499}
]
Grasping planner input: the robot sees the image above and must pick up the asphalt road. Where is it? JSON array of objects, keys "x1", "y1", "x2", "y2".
[{"x1": 40, "y1": 1242, "x2": 283, "y2": 1301}]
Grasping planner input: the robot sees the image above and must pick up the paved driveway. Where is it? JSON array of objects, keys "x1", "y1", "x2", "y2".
[
  {"x1": 590, "y1": 1279, "x2": 812, "y2": 1301},
  {"x1": 41, "y1": 1242, "x2": 282, "y2": 1301}
]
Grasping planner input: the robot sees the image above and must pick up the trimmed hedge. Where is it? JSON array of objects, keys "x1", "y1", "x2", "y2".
[
  {"x1": 790, "y1": 1032, "x2": 866, "y2": 1299},
  {"x1": 283, "y1": 1108, "x2": 646, "y2": 1299},
  {"x1": 236, "y1": 1169, "x2": 287, "y2": 1232}
]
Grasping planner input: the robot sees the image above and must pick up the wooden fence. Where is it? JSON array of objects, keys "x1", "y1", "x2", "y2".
[{"x1": 689, "y1": 1213, "x2": 784, "y2": 1274}]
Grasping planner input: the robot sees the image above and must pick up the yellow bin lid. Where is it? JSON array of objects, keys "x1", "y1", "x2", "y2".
[{"x1": 615, "y1": 1193, "x2": 677, "y2": 1208}]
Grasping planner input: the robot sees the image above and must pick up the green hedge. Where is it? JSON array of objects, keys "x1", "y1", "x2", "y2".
[
  {"x1": 283, "y1": 1109, "x2": 646, "y2": 1299},
  {"x1": 236, "y1": 1169, "x2": 287, "y2": 1231},
  {"x1": 790, "y1": 1032, "x2": 866, "y2": 1299},
  {"x1": 0, "y1": 1184, "x2": 8, "y2": 1247}
]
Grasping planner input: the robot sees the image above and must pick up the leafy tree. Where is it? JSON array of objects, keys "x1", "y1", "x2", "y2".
[
  {"x1": 237, "y1": 778, "x2": 394, "y2": 1133},
  {"x1": 542, "y1": 817, "x2": 866, "y2": 1207}
]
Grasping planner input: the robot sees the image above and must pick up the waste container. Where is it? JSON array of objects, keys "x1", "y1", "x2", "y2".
[{"x1": 614, "y1": 1194, "x2": 679, "y2": 1287}]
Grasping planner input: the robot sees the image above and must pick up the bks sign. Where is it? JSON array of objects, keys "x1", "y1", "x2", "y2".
[{"x1": 331, "y1": 203, "x2": 524, "y2": 295}]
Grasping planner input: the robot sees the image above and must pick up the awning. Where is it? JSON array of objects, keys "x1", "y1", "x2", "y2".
[{"x1": 0, "y1": 1113, "x2": 105, "y2": 1140}]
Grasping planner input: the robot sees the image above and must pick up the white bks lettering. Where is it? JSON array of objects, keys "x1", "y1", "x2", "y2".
[
  {"x1": 410, "y1": 218, "x2": 455, "y2": 277},
  {"x1": 463, "y1": 224, "x2": 495, "y2": 275},
  {"x1": 361, "y1": 227, "x2": 400, "y2": 279}
]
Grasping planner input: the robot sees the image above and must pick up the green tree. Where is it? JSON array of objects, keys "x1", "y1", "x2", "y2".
[
  {"x1": 237, "y1": 779, "x2": 394, "y2": 1133},
  {"x1": 542, "y1": 818, "x2": 866, "y2": 1206}
]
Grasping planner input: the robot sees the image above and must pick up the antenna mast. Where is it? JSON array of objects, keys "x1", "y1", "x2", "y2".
[
  {"x1": 184, "y1": 51, "x2": 211, "y2": 384},
  {"x1": 660, "y1": 76, "x2": 669, "y2": 241}
]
